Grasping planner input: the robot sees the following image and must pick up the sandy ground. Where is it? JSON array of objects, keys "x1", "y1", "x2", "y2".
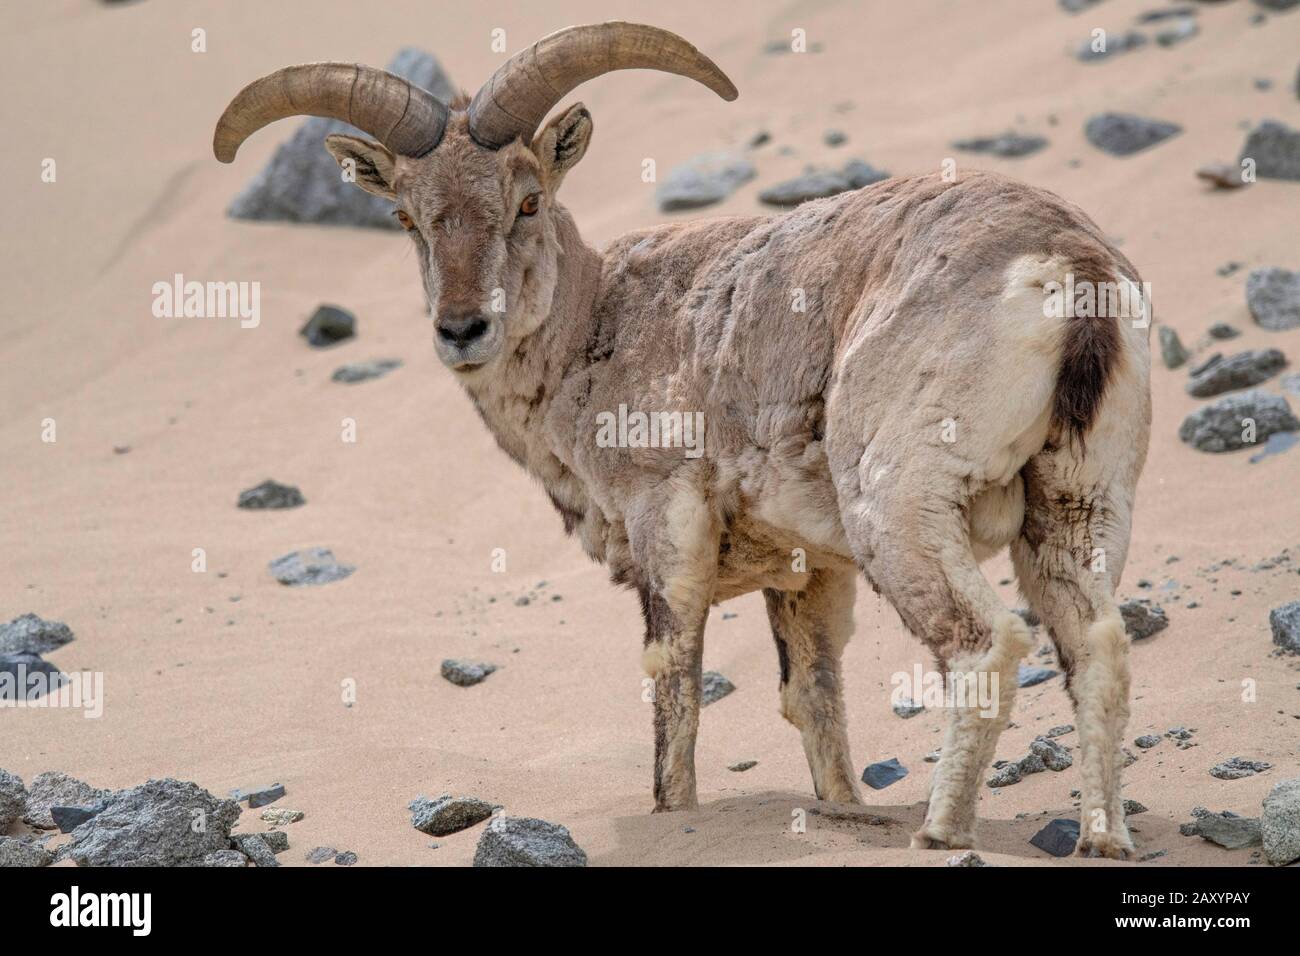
[{"x1": 1, "y1": 0, "x2": 1297, "y2": 867}]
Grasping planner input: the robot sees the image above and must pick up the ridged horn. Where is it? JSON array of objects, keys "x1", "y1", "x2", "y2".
[
  {"x1": 468, "y1": 21, "x2": 737, "y2": 149},
  {"x1": 213, "y1": 62, "x2": 449, "y2": 163}
]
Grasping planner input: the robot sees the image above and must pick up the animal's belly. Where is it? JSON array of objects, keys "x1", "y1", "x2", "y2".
[{"x1": 714, "y1": 511, "x2": 855, "y2": 601}]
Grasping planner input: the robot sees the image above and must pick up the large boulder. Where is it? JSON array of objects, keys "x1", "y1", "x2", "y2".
[
  {"x1": 227, "y1": 49, "x2": 454, "y2": 229},
  {"x1": 0, "y1": 613, "x2": 75, "y2": 655},
  {"x1": 1178, "y1": 390, "x2": 1300, "y2": 452},
  {"x1": 0, "y1": 769, "x2": 25, "y2": 830},
  {"x1": 1247, "y1": 268, "x2": 1300, "y2": 331},
  {"x1": 1261, "y1": 777, "x2": 1300, "y2": 866},
  {"x1": 1239, "y1": 120, "x2": 1300, "y2": 182},
  {"x1": 66, "y1": 778, "x2": 241, "y2": 867},
  {"x1": 472, "y1": 815, "x2": 588, "y2": 867},
  {"x1": 22, "y1": 771, "x2": 110, "y2": 830}
]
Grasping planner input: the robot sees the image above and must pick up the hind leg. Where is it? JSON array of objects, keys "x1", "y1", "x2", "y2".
[
  {"x1": 1012, "y1": 441, "x2": 1143, "y2": 859},
  {"x1": 833, "y1": 458, "x2": 1031, "y2": 849},
  {"x1": 764, "y1": 567, "x2": 861, "y2": 803}
]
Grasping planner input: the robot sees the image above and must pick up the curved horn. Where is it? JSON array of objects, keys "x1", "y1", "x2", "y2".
[
  {"x1": 213, "y1": 63, "x2": 449, "y2": 163},
  {"x1": 468, "y1": 21, "x2": 737, "y2": 149}
]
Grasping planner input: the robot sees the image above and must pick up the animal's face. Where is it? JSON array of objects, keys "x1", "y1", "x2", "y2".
[{"x1": 326, "y1": 106, "x2": 592, "y2": 375}]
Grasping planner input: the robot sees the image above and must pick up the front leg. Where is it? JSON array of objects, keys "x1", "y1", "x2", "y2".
[
  {"x1": 629, "y1": 475, "x2": 720, "y2": 812},
  {"x1": 640, "y1": 586, "x2": 707, "y2": 811}
]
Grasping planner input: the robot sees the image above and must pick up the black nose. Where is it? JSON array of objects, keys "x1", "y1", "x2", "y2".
[{"x1": 437, "y1": 311, "x2": 489, "y2": 349}]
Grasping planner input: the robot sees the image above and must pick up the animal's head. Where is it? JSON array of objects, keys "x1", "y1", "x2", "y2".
[{"x1": 213, "y1": 22, "x2": 736, "y2": 374}]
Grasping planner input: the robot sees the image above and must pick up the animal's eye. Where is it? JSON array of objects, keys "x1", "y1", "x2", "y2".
[
  {"x1": 519, "y1": 193, "x2": 540, "y2": 217},
  {"x1": 395, "y1": 209, "x2": 415, "y2": 231}
]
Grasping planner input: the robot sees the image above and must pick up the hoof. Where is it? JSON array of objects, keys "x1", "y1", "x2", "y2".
[
  {"x1": 910, "y1": 825, "x2": 973, "y2": 851},
  {"x1": 1076, "y1": 833, "x2": 1134, "y2": 861}
]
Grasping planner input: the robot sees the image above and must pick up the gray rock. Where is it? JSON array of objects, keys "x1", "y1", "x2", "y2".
[
  {"x1": 66, "y1": 778, "x2": 241, "y2": 867},
  {"x1": 823, "y1": 129, "x2": 847, "y2": 147},
  {"x1": 1046, "y1": 724, "x2": 1075, "y2": 738},
  {"x1": 758, "y1": 159, "x2": 890, "y2": 206},
  {"x1": 0, "y1": 613, "x2": 75, "y2": 655},
  {"x1": 1208, "y1": 322, "x2": 1240, "y2": 340},
  {"x1": 1186, "y1": 349, "x2": 1287, "y2": 397},
  {"x1": 0, "y1": 769, "x2": 26, "y2": 830},
  {"x1": 1135, "y1": 734, "x2": 1162, "y2": 749},
  {"x1": 440, "y1": 659, "x2": 497, "y2": 687},
  {"x1": 1120, "y1": 599, "x2": 1170, "y2": 639},
  {"x1": 1017, "y1": 753, "x2": 1047, "y2": 776},
  {"x1": 1030, "y1": 818, "x2": 1079, "y2": 857},
  {"x1": 472, "y1": 815, "x2": 588, "y2": 867},
  {"x1": 237, "y1": 481, "x2": 304, "y2": 510},
  {"x1": 1261, "y1": 777, "x2": 1300, "y2": 865},
  {"x1": 701, "y1": 670, "x2": 736, "y2": 706},
  {"x1": 759, "y1": 168, "x2": 852, "y2": 207},
  {"x1": 260, "y1": 807, "x2": 303, "y2": 826},
  {"x1": 231, "y1": 833, "x2": 280, "y2": 867},
  {"x1": 1189, "y1": 352, "x2": 1224, "y2": 377},
  {"x1": 1253, "y1": 0, "x2": 1300, "y2": 9},
  {"x1": 1195, "y1": 811, "x2": 1262, "y2": 849},
  {"x1": 1210, "y1": 757, "x2": 1272, "y2": 780},
  {"x1": 299, "y1": 304, "x2": 356, "y2": 347},
  {"x1": 952, "y1": 133, "x2": 1048, "y2": 157},
  {"x1": 50, "y1": 804, "x2": 106, "y2": 833},
  {"x1": 1158, "y1": 326, "x2": 1190, "y2": 369},
  {"x1": 1155, "y1": 17, "x2": 1199, "y2": 46},
  {"x1": 335, "y1": 850, "x2": 358, "y2": 866},
  {"x1": 1270, "y1": 600, "x2": 1300, "y2": 653},
  {"x1": 1059, "y1": 0, "x2": 1105, "y2": 12},
  {"x1": 862, "y1": 757, "x2": 908, "y2": 790},
  {"x1": 892, "y1": 697, "x2": 924, "y2": 719},
  {"x1": 332, "y1": 359, "x2": 402, "y2": 384},
  {"x1": 728, "y1": 760, "x2": 758, "y2": 772},
  {"x1": 409, "y1": 793, "x2": 498, "y2": 835},
  {"x1": 988, "y1": 763, "x2": 1022, "y2": 788},
  {"x1": 946, "y1": 850, "x2": 989, "y2": 866},
  {"x1": 228, "y1": 48, "x2": 454, "y2": 229},
  {"x1": 1017, "y1": 664, "x2": 1058, "y2": 687},
  {"x1": 655, "y1": 152, "x2": 756, "y2": 212},
  {"x1": 306, "y1": 845, "x2": 338, "y2": 864},
  {"x1": 0, "y1": 836, "x2": 52, "y2": 868},
  {"x1": 1124, "y1": 799, "x2": 1148, "y2": 815},
  {"x1": 1239, "y1": 120, "x2": 1300, "y2": 182},
  {"x1": 1284, "y1": 373, "x2": 1300, "y2": 397},
  {"x1": 202, "y1": 849, "x2": 248, "y2": 867},
  {"x1": 268, "y1": 547, "x2": 355, "y2": 586},
  {"x1": 1137, "y1": 5, "x2": 1198, "y2": 22},
  {"x1": 1247, "y1": 268, "x2": 1300, "y2": 331},
  {"x1": 259, "y1": 830, "x2": 290, "y2": 854},
  {"x1": 1076, "y1": 31, "x2": 1147, "y2": 63},
  {"x1": 1030, "y1": 736, "x2": 1074, "y2": 771},
  {"x1": 0, "y1": 652, "x2": 66, "y2": 699},
  {"x1": 1085, "y1": 113, "x2": 1181, "y2": 156},
  {"x1": 1178, "y1": 389, "x2": 1300, "y2": 452},
  {"x1": 229, "y1": 782, "x2": 285, "y2": 809},
  {"x1": 841, "y1": 159, "x2": 890, "y2": 189}
]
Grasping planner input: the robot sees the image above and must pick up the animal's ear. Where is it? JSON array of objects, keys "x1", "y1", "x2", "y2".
[
  {"x1": 324, "y1": 134, "x2": 398, "y2": 200},
  {"x1": 533, "y1": 103, "x2": 592, "y2": 192}
]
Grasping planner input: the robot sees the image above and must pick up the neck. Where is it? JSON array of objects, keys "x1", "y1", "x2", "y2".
[{"x1": 462, "y1": 205, "x2": 603, "y2": 487}]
